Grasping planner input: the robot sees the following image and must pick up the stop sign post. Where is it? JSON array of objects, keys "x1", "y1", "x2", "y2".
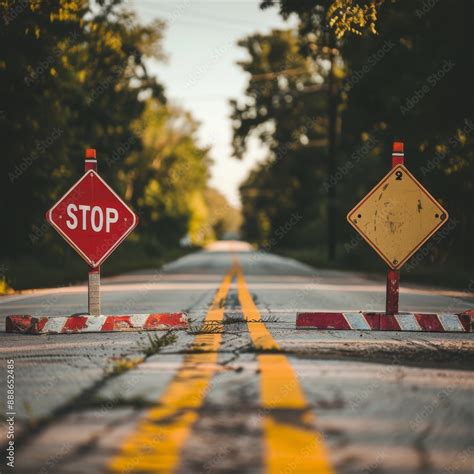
[{"x1": 46, "y1": 149, "x2": 138, "y2": 315}]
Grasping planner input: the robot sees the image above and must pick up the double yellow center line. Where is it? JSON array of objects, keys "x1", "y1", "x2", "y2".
[
  {"x1": 235, "y1": 264, "x2": 333, "y2": 473},
  {"x1": 109, "y1": 261, "x2": 333, "y2": 473}
]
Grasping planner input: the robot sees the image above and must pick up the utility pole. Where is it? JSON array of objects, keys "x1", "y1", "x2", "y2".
[{"x1": 327, "y1": 45, "x2": 338, "y2": 262}]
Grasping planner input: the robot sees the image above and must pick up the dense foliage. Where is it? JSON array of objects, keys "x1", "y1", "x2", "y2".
[
  {"x1": 0, "y1": 0, "x2": 238, "y2": 287},
  {"x1": 234, "y1": 0, "x2": 474, "y2": 275}
]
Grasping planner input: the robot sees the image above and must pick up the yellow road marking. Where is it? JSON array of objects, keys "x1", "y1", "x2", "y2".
[
  {"x1": 108, "y1": 266, "x2": 235, "y2": 473},
  {"x1": 236, "y1": 264, "x2": 334, "y2": 474}
]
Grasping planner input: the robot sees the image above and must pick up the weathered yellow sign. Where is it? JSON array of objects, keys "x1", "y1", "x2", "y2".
[{"x1": 347, "y1": 164, "x2": 448, "y2": 269}]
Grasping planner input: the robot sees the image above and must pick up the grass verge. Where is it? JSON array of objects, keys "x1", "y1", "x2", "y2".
[
  {"x1": 278, "y1": 247, "x2": 473, "y2": 291},
  {"x1": 1, "y1": 241, "x2": 195, "y2": 292},
  {"x1": 139, "y1": 331, "x2": 178, "y2": 357}
]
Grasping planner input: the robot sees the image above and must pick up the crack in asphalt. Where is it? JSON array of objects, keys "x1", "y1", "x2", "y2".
[
  {"x1": 287, "y1": 341, "x2": 474, "y2": 371},
  {"x1": 4, "y1": 279, "x2": 235, "y2": 455},
  {"x1": 413, "y1": 423, "x2": 433, "y2": 473},
  {"x1": 1, "y1": 332, "x2": 179, "y2": 453}
]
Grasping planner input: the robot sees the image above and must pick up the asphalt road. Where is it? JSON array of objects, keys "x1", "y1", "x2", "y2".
[{"x1": 0, "y1": 241, "x2": 473, "y2": 474}]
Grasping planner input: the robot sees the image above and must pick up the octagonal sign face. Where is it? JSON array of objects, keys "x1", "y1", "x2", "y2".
[
  {"x1": 46, "y1": 170, "x2": 138, "y2": 268},
  {"x1": 347, "y1": 165, "x2": 448, "y2": 270}
]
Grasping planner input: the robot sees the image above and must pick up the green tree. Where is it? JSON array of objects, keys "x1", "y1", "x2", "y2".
[
  {"x1": 0, "y1": 0, "x2": 165, "y2": 256},
  {"x1": 337, "y1": 0, "x2": 474, "y2": 264},
  {"x1": 262, "y1": 0, "x2": 385, "y2": 38},
  {"x1": 204, "y1": 188, "x2": 242, "y2": 240},
  {"x1": 123, "y1": 99, "x2": 212, "y2": 248},
  {"x1": 232, "y1": 29, "x2": 332, "y2": 248},
  {"x1": 1, "y1": 0, "x2": 217, "y2": 289},
  {"x1": 239, "y1": 0, "x2": 474, "y2": 273}
]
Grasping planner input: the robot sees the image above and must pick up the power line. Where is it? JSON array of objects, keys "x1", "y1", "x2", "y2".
[
  {"x1": 132, "y1": 5, "x2": 252, "y2": 32},
  {"x1": 173, "y1": 95, "x2": 231, "y2": 101},
  {"x1": 130, "y1": 1, "x2": 272, "y2": 29}
]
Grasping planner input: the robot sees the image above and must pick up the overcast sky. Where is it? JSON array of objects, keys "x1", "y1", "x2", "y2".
[{"x1": 130, "y1": 0, "x2": 296, "y2": 206}]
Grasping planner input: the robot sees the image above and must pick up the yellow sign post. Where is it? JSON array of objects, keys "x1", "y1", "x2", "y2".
[
  {"x1": 347, "y1": 164, "x2": 448, "y2": 270},
  {"x1": 347, "y1": 142, "x2": 449, "y2": 313}
]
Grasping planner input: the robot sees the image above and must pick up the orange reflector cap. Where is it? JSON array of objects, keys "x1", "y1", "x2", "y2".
[
  {"x1": 393, "y1": 142, "x2": 404, "y2": 153},
  {"x1": 85, "y1": 148, "x2": 96, "y2": 159}
]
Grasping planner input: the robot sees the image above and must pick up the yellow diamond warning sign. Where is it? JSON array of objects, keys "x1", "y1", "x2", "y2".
[{"x1": 347, "y1": 164, "x2": 449, "y2": 270}]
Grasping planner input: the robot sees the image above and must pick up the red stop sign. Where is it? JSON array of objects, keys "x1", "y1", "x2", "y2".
[{"x1": 46, "y1": 170, "x2": 138, "y2": 268}]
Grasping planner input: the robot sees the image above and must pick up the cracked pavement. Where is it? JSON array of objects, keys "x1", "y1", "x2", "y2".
[{"x1": 0, "y1": 242, "x2": 473, "y2": 473}]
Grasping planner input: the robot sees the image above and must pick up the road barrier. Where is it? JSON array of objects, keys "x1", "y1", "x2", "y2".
[
  {"x1": 6, "y1": 312, "x2": 188, "y2": 335},
  {"x1": 296, "y1": 311, "x2": 472, "y2": 332},
  {"x1": 298, "y1": 141, "x2": 471, "y2": 333},
  {"x1": 5, "y1": 149, "x2": 186, "y2": 335}
]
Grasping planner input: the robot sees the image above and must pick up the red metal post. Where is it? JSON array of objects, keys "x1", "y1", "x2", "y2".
[
  {"x1": 85, "y1": 148, "x2": 101, "y2": 315},
  {"x1": 85, "y1": 148, "x2": 97, "y2": 171},
  {"x1": 385, "y1": 141, "x2": 404, "y2": 314},
  {"x1": 386, "y1": 269, "x2": 399, "y2": 314},
  {"x1": 391, "y1": 141, "x2": 405, "y2": 167}
]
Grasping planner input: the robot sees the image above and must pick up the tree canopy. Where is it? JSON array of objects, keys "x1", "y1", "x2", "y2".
[
  {"x1": 234, "y1": 0, "x2": 473, "y2": 271},
  {"x1": 0, "y1": 0, "x2": 240, "y2": 287}
]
